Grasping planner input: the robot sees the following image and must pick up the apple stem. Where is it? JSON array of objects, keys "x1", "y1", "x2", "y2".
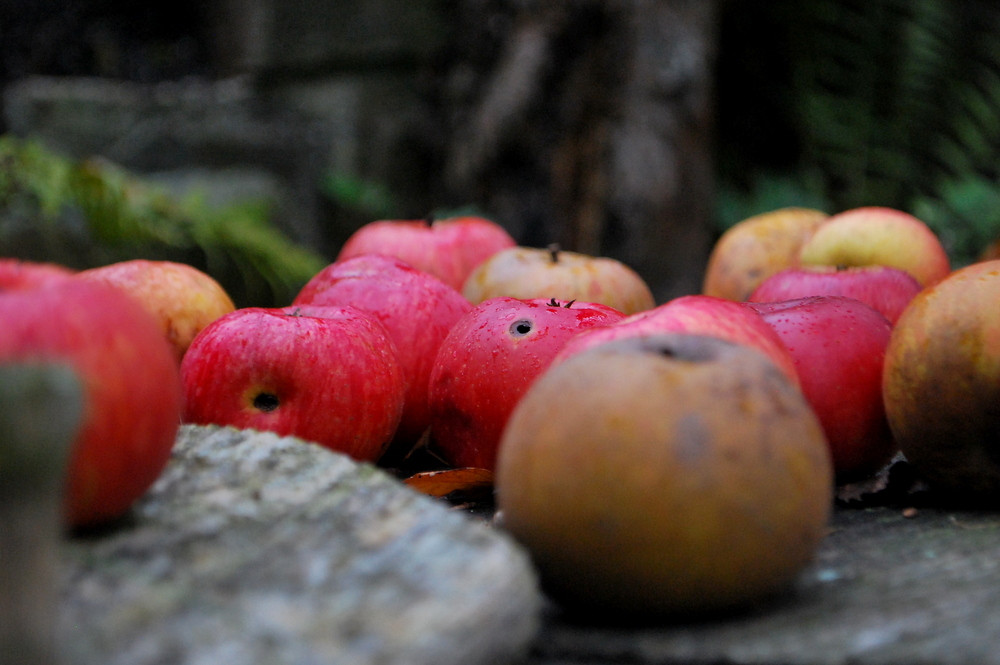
[
  {"x1": 547, "y1": 243, "x2": 560, "y2": 263},
  {"x1": 547, "y1": 298, "x2": 560, "y2": 307},
  {"x1": 564, "y1": 299, "x2": 576, "y2": 309},
  {"x1": 423, "y1": 214, "x2": 434, "y2": 227}
]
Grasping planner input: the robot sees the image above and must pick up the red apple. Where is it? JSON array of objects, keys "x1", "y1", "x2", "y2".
[
  {"x1": 75, "y1": 259, "x2": 236, "y2": 364},
  {"x1": 462, "y1": 245, "x2": 656, "y2": 315},
  {"x1": 0, "y1": 279, "x2": 181, "y2": 528},
  {"x1": 749, "y1": 265, "x2": 922, "y2": 325},
  {"x1": 180, "y1": 306, "x2": 405, "y2": 463},
  {"x1": 747, "y1": 296, "x2": 895, "y2": 480},
  {"x1": 0, "y1": 258, "x2": 75, "y2": 291},
  {"x1": 797, "y1": 206, "x2": 951, "y2": 287},
  {"x1": 427, "y1": 297, "x2": 625, "y2": 470},
  {"x1": 292, "y1": 255, "x2": 473, "y2": 459},
  {"x1": 336, "y1": 215, "x2": 516, "y2": 291},
  {"x1": 554, "y1": 294, "x2": 800, "y2": 387}
]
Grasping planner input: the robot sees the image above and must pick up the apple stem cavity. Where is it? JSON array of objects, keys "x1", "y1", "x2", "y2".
[{"x1": 253, "y1": 393, "x2": 280, "y2": 412}]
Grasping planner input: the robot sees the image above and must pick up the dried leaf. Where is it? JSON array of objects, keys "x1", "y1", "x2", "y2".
[{"x1": 404, "y1": 468, "x2": 494, "y2": 498}]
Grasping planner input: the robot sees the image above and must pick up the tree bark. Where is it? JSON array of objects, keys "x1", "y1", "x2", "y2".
[{"x1": 440, "y1": 0, "x2": 717, "y2": 302}]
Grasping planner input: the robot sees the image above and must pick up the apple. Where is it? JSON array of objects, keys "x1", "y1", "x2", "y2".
[
  {"x1": 702, "y1": 207, "x2": 829, "y2": 301},
  {"x1": 462, "y1": 245, "x2": 656, "y2": 315},
  {"x1": 554, "y1": 294, "x2": 800, "y2": 387},
  {"x1": 427, "y1": 297, "x2": 625, "y2": 470},
  {"x1": 0, "y1": 258, "x2": 75, "y2": 291},
  {"x1": 883, "y1": 260, "x2": 1000, "y2": 499},
  {"x1": 0, "y1": 279, "x2": 182, "y2": 528},
  {"x1": 181, "y1": 305, "x2": 406, "y2": 463},
  {"x1": 336, "y1": 215, "x2": 516, "y2": 291},
  {"x1": 292, "y1": 255, "x2": 473, "y2": 460},
  {"x1": 748, "y1": 264, "x2": 922, "y2": 325},
  {"x1": 75, "y1": 259, "x2": 236, "y2": 364},
  {"x1": 797, "y1": 206, "x2": 951, "y2": 287},
  {"x1": 747, "y1": 296, "x2": 895, "y2": 480},
  {"x1": 496, "y1": 334, "x2": 832, "y2": 617}
]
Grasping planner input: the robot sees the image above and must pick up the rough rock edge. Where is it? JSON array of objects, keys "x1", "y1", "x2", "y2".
[{"x1": 60, "y1": 424, "x2": 542, "y2": 665}]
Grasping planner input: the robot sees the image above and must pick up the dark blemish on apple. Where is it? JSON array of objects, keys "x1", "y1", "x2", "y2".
[
  {"x1": 676, "y1": 413, "x2": 710, "y2": 463},
  {"x1": 253, "y1": 393, "x2": 280, "y2": 412},
  {"x1": 510, "y1": 319, "x2": 533, "y2": 337}
]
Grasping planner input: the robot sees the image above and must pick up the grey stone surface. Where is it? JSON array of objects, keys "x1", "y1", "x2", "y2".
[
  {"x1": 529, "y1": 506, "x2": 1000, "y2": 665},
  {"x1": 59, "y1": 425, "x2": 541, "y2": 665}
]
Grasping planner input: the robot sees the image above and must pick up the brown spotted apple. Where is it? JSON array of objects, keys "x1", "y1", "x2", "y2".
[{"x1": 496, "y1": 334, "x2": 832, "y2": 618}]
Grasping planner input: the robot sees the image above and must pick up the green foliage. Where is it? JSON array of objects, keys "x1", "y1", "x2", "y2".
[
  {"x1": 321, "y1": 172, "x2": 399, "y2": 220},
  {"x1": 0, "y1": 136, "x2": 326, "y2": 307},
  {"x1": 715, "y1": 171, "x2": 831, "y2": 232},
  {"x1": 717, "y1": 0, "x2": 1000, "y2": 259},
  {"x1": 913, "y1": 177, "x2": 1000, "y2": 267}
]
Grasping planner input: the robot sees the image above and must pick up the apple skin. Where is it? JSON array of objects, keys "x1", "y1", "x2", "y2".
[
  {"x1": 336, "y1": 215, "x2": 516, "y2": 292},
  {"x1": 75, "y1": 259, "x2": 236, "y2": 364},
  {"x1": 462, "y1": 245, "x2": 656, "y2": 315},
  {"x1": 703, "y1": 207, "x2": 829, "y2": 301},
  {"x1": 427, "y1": 297, "x2": 625, "y2": 470},
  {"x1": 749, "y1": 264, "x2": 922, "y2": 326},
  {"x1": 0, "y1": 258, "x2": 75, "y2": 290},
  {"x1": 292, "y1": 255, "x2": 473, "y2": 457},
  {"x1": 798, "y1": 206, "x2": 951, "y2": 287},
  {"x1": 496, "y1": 333, "x2": 832, "y2": 618},
  {"x1": 554, "y1": 294, "x2": 800, "y2": 387},
  {"x1": 747, "y1": 296, "x2": 895, "y2": 480},
  {"x1": 0, "y1": 279, "x2": 182, "y2": 528},
  {"x1": 883, "y1": 260, "x2": 1000, "y2": 499},
  {"x1": 180, "y1": 306, "x2": 405, "y2": 463}
]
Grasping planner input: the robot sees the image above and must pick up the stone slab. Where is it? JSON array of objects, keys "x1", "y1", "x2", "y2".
[
  {"x1": 59, "y1": 425, "x2": 541, "y2": 665},
  {"x1": 529, "y1": 505, "x2": 1000, "y2": 665}
]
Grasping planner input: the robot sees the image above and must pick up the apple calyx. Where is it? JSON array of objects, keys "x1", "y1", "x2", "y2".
[
  {"x1": 252, "y1": 392, "x2": 280, "y2": 412},
  {"x1": 545, "y1": 297, "x2": 576, "y2": 309}
]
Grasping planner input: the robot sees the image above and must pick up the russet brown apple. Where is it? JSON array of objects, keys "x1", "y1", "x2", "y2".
[
  {"x1": 496, "y1": 334, "x2": 832, "y2": 618},
  {"x1": 883, "y1": 260, "x2": 1000, "y2": 499},
  {"x1": 702, "y1": 207, "x2": 829, "y2": 301}
]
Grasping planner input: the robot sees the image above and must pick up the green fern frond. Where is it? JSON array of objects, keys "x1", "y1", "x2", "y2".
[{"x1": 0, "y1": 135, "x2": 326, "y2": 307}]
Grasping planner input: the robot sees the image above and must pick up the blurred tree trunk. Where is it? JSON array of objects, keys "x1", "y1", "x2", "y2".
[{"x1": 440, "y1": 0, "x2": 717, "y2": 302}]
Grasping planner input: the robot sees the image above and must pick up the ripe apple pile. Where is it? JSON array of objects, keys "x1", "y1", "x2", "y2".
[{"x1": 702, "y1": 205, "x2": 955, "y2": 480}]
